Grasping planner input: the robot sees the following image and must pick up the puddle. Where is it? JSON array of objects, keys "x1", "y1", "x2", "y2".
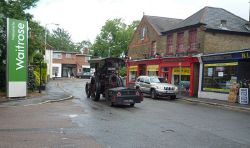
[{"x1": 69, "y1": 114, "x2": 78, "y2": 118}]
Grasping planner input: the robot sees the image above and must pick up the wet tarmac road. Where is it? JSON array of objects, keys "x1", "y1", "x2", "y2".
[
  {"x1": 0, "y1": 78, "x2": 250, "y2": 148},
  {"x1": 63, "y1": 79, "x2": 250, "y2": 148}
]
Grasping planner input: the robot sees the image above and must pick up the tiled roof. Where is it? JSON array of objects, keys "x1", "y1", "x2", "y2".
[
  {"x1": 145, "y1": 15, "x2": 183, "y2": 34},
  {"x1": 166, "y1": 6, "x2": 250, "y2": 33}
]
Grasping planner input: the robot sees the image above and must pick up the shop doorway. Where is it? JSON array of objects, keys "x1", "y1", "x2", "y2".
[
  {"x1": 138, "y1": 64, "x2": 146, "y2": 76},
  {"x1": 62, "y1": 64, "x2": 76, "y2": 78}
]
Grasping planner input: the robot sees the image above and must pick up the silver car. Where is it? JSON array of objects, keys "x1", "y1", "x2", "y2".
[{"x1": 135, "y1": 76, "x2": 178, "y2": 99}]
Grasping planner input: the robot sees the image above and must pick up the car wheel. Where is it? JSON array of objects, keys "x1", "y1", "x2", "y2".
[
  {"x1": 151, "y1": 89, "x2": 157, "y2": 99},
  {"x1": 170, "y1": 95, "x2": 176, "y2": 100},
  {"x1": 85, "y1": 83, "x2": 91, "y2": 98},
  {"x1": 130, "y1": 103, "x2": 135, "y2": 107}
]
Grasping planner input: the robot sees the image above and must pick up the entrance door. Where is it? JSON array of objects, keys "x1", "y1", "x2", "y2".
[
  {"x1": 139, "y1": 64, "x2": 146, "y2": 76},
  {"x1": 62, "y1": 67, "x2": 70, "y2": 77}
]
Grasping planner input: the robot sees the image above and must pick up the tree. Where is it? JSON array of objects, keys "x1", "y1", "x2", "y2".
[
  {"x1": 91, "y1": 19, "x2": 139, "y2": 58},
  {"x1": 0, "y1": 0, "x2": 40, "y2": 89},
  {"x1": 47, "y1": 28, "x2": 76, "y2": 51},
  {"x1": 75, "y1": 40, "x2": 92, "y2": 53}
]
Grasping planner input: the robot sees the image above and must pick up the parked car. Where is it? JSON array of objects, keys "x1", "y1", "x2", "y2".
[
  {"x1": 135, "y1": 76, "x2": 178, "y2": 99},
  {"x1": 78, "y1": 72, "x2": 92, "y2": 79}
]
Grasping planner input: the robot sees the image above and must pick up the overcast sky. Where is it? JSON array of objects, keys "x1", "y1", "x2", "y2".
[{"x1": 28, "y1": 0, "x2": 250, "y2": 43}]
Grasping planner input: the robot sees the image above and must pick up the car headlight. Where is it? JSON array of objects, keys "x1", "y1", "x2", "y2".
[{"x1": 175, "y1": 87, "x2": 178, "y2": 91}]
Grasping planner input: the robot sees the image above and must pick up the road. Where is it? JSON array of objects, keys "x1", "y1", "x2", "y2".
[{"x1": 0, "y1": 78, "x2": 250, "y2": 148}]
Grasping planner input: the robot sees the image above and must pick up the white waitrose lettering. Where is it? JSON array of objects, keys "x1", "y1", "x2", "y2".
[{"x1": 16, "y1": 23, "x2": 25, "y2": 70}]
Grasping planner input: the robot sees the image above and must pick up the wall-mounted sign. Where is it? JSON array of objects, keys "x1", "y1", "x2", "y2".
[
  {"x1": 7, "y1": 18, "x2": 28, "y2": 97},
  {"x1": 173, "y1": 67, "x2": 190, "y2": 75},
  {"x1": 129, "y1": 66, "x2": 138, "y2": 71},
  {"x1": 147, "y1": 65, "x2": 159, "y2": 71},
  {"x1": 204, "y1": 62, "x2": 238, "y2": 67},
  {"x1": 239, "y1": 88, "x2": 249, "y2": 105}
]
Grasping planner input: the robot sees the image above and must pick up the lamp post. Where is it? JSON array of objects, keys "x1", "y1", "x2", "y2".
[{"x1": 44, "y1": 23, "x2": 59, "y2": 80}]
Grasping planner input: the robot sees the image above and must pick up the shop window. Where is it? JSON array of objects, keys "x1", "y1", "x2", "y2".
[
  {"x1": 52, "y1": 67, "x2": 59, "y2": 75},
  {"x1": 176, "y1": 32, "x2": 184, "y2": 53},
  {"x1": 129, "y1": 71, "x2": 137, "y2": 82},
  {"x1": 166, "y1": 34, "x2": 173, "y2": 54},
  {"x1": 148, "y1": 71, "x2": 158, "y2": 76},
  {"x1": 203, "y1": 62, "x2": 238, "y2": 93}
]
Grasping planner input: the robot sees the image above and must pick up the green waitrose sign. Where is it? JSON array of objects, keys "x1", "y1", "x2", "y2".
[{"x1": 7, "y1": 18, "x2": 28, "y2": 97}]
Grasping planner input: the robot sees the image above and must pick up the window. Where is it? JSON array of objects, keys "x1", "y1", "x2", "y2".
[
  {"x1": 85, "y1": 56, "x2": 90, "y2": 62},
  {"x1": 52, "y1": 67, "x2": 59, "y2": 75},
  {"x1": 78, "y1": 68, "x2": 82, "y2": 73},
  {"x1": 188, "y1": 29, "x2": 197, "y2": 51},
  {"x1": 176, "y1": 32, "x2": 184, "y2": 52},
  {"x1": 140, "y1": 26, "x2": 147, "y2": 40},
  {"x1": 144, "y1": 77, "x2": 150, "y2": 83},
  {"x1": 65, "y1": 53, "x2": 72, "y2": 58},
  {"x1": 203, "y1": 62, "x2": 238, "y2": 93},
  {"x1": 53, "y1": 53, "x2": 62, "y2": 59},
  {"x1": 151, "y1": 41, "x2": 157, "y2": 57},
  {"x1": 167, "y1": 34, "x2": 173, "y2": 53}
]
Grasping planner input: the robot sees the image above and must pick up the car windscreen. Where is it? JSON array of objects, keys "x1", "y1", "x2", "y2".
[{"x1": 150, "y1": 77, "x2": 160, "y2": 83}]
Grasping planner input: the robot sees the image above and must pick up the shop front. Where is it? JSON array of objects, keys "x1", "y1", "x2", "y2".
[
  {"x1": 159, "y1": 57, "x2": 199, "y2": 97},
  {"x1": 198, "y1": 49, "x2": 250, "y2": 101},
  {"x1": 126, "y1": 57, "x2": 199, "y2": 96},
  {"x1": 62, "y1": 64, "x2": 77, "y2": 77}
]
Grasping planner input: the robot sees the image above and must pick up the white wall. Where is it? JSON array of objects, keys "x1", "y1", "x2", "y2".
[
  {"x1": 45, "y1": 49, "x2": 53, "y2": 78},
  {"x1": 52, "y1": 63, "x2": 62, "y2": 77}
]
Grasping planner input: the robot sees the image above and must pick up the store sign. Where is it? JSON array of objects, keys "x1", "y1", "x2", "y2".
[
  {"x1": 7, "y1": 18, "x2": 28, "y2": 97},
  {"x1": 239, "y1": 88, "x2": 249, "y2": 104},
  {"x1": 204, "y1": 62, "x2": 238, "y2": 67},
  {"x1": 173, "y1": 67, "x2": 190, "y2": 75},
  {"x1": 147, "y1": 65, "x2": 159, "y2": 71},
  {"x1": 129, "y1": 66, "x2": 138, "y2": 71},
  {"x1": 202, "y1": 50, "x2": 250, "y2": 61}
]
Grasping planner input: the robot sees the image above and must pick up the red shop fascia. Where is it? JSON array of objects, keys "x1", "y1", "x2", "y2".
[{"x1": 126, "y1": 56, "x2": 199, "y2": 96}]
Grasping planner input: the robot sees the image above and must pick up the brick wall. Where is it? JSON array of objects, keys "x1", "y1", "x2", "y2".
[
  {"x1": 128, "y1": 16, "x2": 165, "y2": 59},
  {"x1": 203, "y1": 32, "x2": 250, "y2": 54},
  {"x1": 165, "y1": 27, "x2": 204, "y2": 56}
]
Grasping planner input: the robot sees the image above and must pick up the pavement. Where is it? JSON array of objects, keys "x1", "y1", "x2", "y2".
[
  {"x1": 181, "y1": 96, "x2": 250, "y2": 113},
  {"x1": 0, "y1": 78, "x2": 249, "y2": 113},
  {"x1": 0, "y1": 79, "x2": 73, "y2": 107}
]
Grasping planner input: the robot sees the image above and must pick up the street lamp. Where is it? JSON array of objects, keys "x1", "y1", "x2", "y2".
[
  {"x1": 44, "y1": 23, "x2": 59, "y2": 80},
  {"x1": 37, "y1": 23, "x2": 59, "y2": 93}
]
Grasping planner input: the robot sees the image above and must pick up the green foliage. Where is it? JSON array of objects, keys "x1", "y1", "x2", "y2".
[
  {"x1": 47, "y1": 28, "x2": 76, "y2": 51},
  {"x1": 34, "y1": 63, "x2": 47, "y2": 83},
  {"x1": 75, "y1": 40, "x2": 92, "y2": 53},
  {"x1": 119, "y1": 66, "x2": 127, "y2": 77},
  {"x1": 33, "y1": 70, "x2": 40, "y2": 87},
  {"x1": 91, "y1": 19, "x2": 139, "y2": 58},
  {"x1": 0, "y1": 0, "x2": 40, "y2": 89},
  {"x1": 33, "y1": 52, "x2": 44, "y2": 63},
  {"x1": 28, "y1": 21, "x2": 45, "y2": 63}
]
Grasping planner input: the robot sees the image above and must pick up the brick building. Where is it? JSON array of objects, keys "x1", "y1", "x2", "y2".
[
  {"x1": 45, "y1": 50, "x2": 90, "y2": 78},
  {"x1": 127, "y1": 6, "x2": 250, "y2": 98}
]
